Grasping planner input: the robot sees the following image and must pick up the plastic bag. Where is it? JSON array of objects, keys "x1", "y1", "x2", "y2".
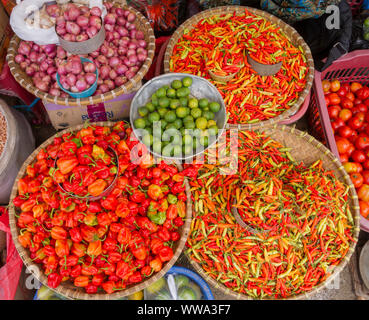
[
  {"x1": 10, "y1": 0, "x2": 105, "y2": 45},
  {"x1": 0, "y1": 208, "x2": 23, "y2": 300}
]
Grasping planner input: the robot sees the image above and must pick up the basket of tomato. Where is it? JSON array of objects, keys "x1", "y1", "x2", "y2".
[
  {"x1": 306, "y1": 50, "x2": 369, "y2": 231},
  {"x1": 8, "y1": 121, "x2": 194, "y2": 299}
]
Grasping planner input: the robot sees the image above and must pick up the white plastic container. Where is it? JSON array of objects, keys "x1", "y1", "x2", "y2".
[{"x1": 0, "y1": 99, "x2": 35, "y2": 204}]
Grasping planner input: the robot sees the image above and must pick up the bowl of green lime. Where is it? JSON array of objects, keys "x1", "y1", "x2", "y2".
[{"x1": 130, "y1": 73, "x2": 226, "y2": 160}]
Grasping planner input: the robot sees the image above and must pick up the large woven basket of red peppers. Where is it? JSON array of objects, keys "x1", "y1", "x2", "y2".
[{"x1": 7, "y1": 121, "x2": 193, "y2": 300}]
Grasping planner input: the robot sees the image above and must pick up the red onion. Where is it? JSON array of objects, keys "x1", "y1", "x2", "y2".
[
  {"x1": 115, "y1": 76, "x2": 127, "y2": 86},
  {"x1": 37, "y1": 53, "x2": 46, "y2": 64},
  {"x1": 84, "y1": 62, "x2": 96, "y2": 73},
  {"x1": 40, "y1": 61, "x2": 49, "y2": 72},
  {"x1": 85, "y1": 73, "x2": 96, "y2": 85},
  {"x1": 89, "y1": 50, "x2": 99, "y2": 58},
  {"x1": 109, "y1": 69, "x2": 117, "y2": 80},
  {"x1": 49, "y1": 88, "x2": 61, "y2": 96},
  {"x1": 123, "y1": 10, "x2": 130, "y2": 17},
  {"x1": 104, "y1": 79, "x2": 115, "y2": 90},
  {"x1": 76, "y1": 15, "x2": 89, "y2": 28},
  {"x1": 25, "y1": 66, "x2": 35, "y2": 76},
  {"x1": 135, "y1": 30, "x2": 145, "y2": 40},
  {"x1": 126, "y1": 12, "x2": 135, "y2": 23},
  {"x1": 104, "y1": 13, "x2": 116, "y2": 25},
  {"x1": 118, "y1": 47, "x2": 127, "y2": 56},
  {"x1": 87, "y1": 26, "x2": 98, "y2": 38},
  {"x1": 76, "y1": 34, "x2": 89, "y2": 42},
  {"x1": 18, "y1": 41, "x2": 31, "y2": 56},
  {"x1": 116, "y1": 26, "x2": 128, "y2": 37},
  {"x1": 35, "y1": 80, "x2": 48, "y2": 91},
  {"x1": 15, "y1": 54, "x2": 25, "y2": 64},
  {"x1": 125, "y1": 70, "x2": 135, "y2": 79},
  {"x1": 97, "y1": 55, "x2": 108, "y2": 65},
  {"x1": 56, "y1": 16, "x2": 66, "y2": 28},
  {"x1": 32, "y1": 44, "x2": 40, "y2": 52},
  {"x1": 56, "y1": 25, "x2": 66, "y2": 36},
  {"x1": 137, "y1": 39, "x2": 147, "y2": 48},
  {"x1": 66, "y1": 73, "x2": 77, "y2": 87},
  {"x1": 115, "y1": 64, "x2": 128, "y2": 75},
  {"x1": 76, "y1": 79, "x2": 88, "y2": 92},
  {"x1": 104, "y1": 23, "x2": 114, "y2": 32},
  {"x1": 99, "y1": 65, "x2": 110, "y2": 79},
  {"x1": 67, "y1": 6, "x2": 80, "y2": 21},
  {"x1": 57, "y1": 46, "x2": 66, "y2": 59},
  {"x1": 29, "y1": 51, "x2": 38, "y2": 63},
  {"x1": 66, "y1": 21, "x2": 80, "y2": 35},
  {"x1": 89, "y1": 16, "x2": 102, "y2": 29},
  {"x1": 91, "y1": 6, "x2": 102, "y2": 17},
  {"x1": 46, "y1": 4, "x2": 60, "y2": 18},
  {"x1": 19, "y1": 61, "x2": 28, "y2": 70},
  {"x1": 117, "y1": 17, "x2": 126, "y2": 26},
  {"x1": 63, "y1": 34, "x2": 76, "y2": 42}
]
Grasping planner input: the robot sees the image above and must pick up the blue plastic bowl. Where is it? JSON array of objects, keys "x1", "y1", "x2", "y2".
[
  {"x1": 167, "y1": 266, "x2": 214, "y2": 300},
  {"x1": 56, "y1": 57, "x2": 98, "y2": 98}
]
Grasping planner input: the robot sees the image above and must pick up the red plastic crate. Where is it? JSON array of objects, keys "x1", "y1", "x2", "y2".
[{"x1": 306, "y1": 49, "x2": 369, "y2": 232}]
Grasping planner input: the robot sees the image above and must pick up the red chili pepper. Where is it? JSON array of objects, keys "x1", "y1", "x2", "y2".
[
  {"x1": 47, "y1": 272, "x2": 62, "y2": 288},
  {"x1": 158, "y1": 246, "x2": 173, "y2": 262},
  {"x1": 74, "y1": 275, "x2": 89, "y2": 287}
]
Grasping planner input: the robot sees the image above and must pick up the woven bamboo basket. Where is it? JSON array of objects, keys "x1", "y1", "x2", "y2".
[
  {"x1": 186, "y1": 124, "x2": 360, "y2": 300},
  {"x1": 6, "y1": 0, "x2": 155, "y2": 107},
  {"x1": 163, "y1": 6, "x2": 314, "y2": 131},
  {"x1": 8, "y1": 121, "x2": 192, "y2": 300}
]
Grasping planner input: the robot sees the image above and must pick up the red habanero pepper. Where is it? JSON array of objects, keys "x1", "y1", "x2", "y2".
[
  {"x1": 101, "y1": 195, "x2": 118, "y2": 211},
  {"x1": 60, "y1": 141, "x2": 78, "y2": 156},
  {"x1": 129, "y1": 190, "x2": 146, "y2": 203},
  {"x1": 82, "y1": 171, "x2": 97, "y2": 187},
  {"x1": 108, "y1": 252, "x2": 121, "y2": 264},
  {"x1": 87, "y1": 240, "x2": 102, "y2": 257},
  {"x1": 13, "y1": 195, "x2": 26, "y2": 207},
  {"x1": 172, "y1": 182, "x2": 185, "y2": 194},
  {"x1": 173, "y1": 217, "x2": 184, "y2": 227},
  {"x1": 69, "y1": 227, "x2": 82, "y2": 243},
  {"x1": 43, "y1": 245, "x2": 56, "y2": 256},
  {"x1": 81, "y1": 264, "x2": 99, "y2": 276},
  {"x1": 97, "y1": 212, "x2": 111, "y2": 227},
  {"x1": 129, "y1": 271, "x2": 142, "y2": 284},
  {"x1": 147, "y1": 184, "x2": 164, "y2": 200},
  {"x1": 56, "y1": 156, "x2": 79, "y2": 175},
  {"x1": 131, "y1": 245, "x2": 148, "y2": 261},
  {"x1": 51, "y1": 226, "x2": 67, "y2": 240},
  {"x1": 116, "y1": 260, "x2": 130, "y2": 279},
  {"x1": 171, "y1": 231, "x2": 180, "y2": 241},
  {"x1": 47, "y1": 273, "x2": 62, "y2": 288},
  {"x1": 149, "y1": 257, "x2": 162, "y2": 272},
  {"x1": 117, "y1": 226, "x2": 131, "y2": 244},
  {"x1": 85, "y1": 284, "x2": 98, "y2": 294},
  {"x1": 158, "y1": 246, "x2": 174, "y2": 262},
  {"x1": 167, "y1": 204, "x2": 178, "y2": 220},
  {"x1": 55, "y1": 239, "x2": 70, "y2": 257},
  {"x1": 103, "y1": 238, "x2": 117, "y2": 252},
  {"x1": 17, "y1": 178, "x2": 29, "y2": 195},
  {"x1": 59, "y1": 266, "x2": 71, "y2": 278},
  {"x1": 110, "y1": 222, "x2": 123, "y2": 233},
  {"x1": 20, "y1": 199, "x2": 37, "y2": 212},
  {"x1": 92, "y1": 274, "x2": 104, "y2": 286},
  {"x1": 70, "y1": 264, "x2": 82, "y2": 277},
  {"x1": 115, "y1": 201, "x2": 130, "y2": 218},
  {"x1": 177, "y1": 192, "x2": 187, "y2": 202},
  {"x1": 141, "y1": 265, "x2": 152, "y2": 277},
  {"x1": 74, "y1": 276, "x2": 89, "y2": 287},
  {"x1": 81, "y1": 135, "x2": 96, "y2": 145},
  {"x1": 158, "y1": 227, "x2": 171, "y2": 242},
  {"x1": 18, "y1": 231, "x2": 32, "y2": 248},
  {"x1": 102, "y1": 281, "x2": 115, "y2": 294},
  {"x1": 88, "y1": 201, "x2": 102, "y2": 213},
  {"x1": 80, "y1": 225, "x2": 100, "y2": 242},
  {"x1": 88, "y1": 179, "x2": 107, "y2": 197}
]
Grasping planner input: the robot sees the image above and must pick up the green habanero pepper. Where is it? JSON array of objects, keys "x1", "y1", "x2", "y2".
[
  {"x1": 167, "y1": 194, "x2": 178, "y2": 204},
  {"x1": 148, "y1": 211, "x2": 167, "y2": 225}
]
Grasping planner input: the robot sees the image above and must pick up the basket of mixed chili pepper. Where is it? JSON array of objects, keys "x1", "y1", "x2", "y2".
[
  {"x1": 186, "y1": 125, "x2": 359, "y2": 299},
  {"x1": 8, "y1": 121, "x2": 194, "y2": 300},
  {"x1": 164, "y1": 6, "x2": 314, "y2": 130}
]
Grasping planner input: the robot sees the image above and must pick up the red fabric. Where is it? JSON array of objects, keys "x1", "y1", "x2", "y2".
[
  {"x1": 144, "y1": 36, "x2": 171, "y2": 81},
  {"x1": 0, "y1": 210, "x2": 23, "y2": 300}
]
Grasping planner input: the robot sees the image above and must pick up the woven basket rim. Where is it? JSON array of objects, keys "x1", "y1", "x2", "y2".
[
  {"x1": 8, "y1": 121, "x2": 193, "y2": 300},
  {"x1": 163, "y1": 5, "x2": 314, "y2": 130},
  {"x1": 185, "y1": 124, "x2": 360, "y2": 300},
  {"x1": 6, "y1": 1, "x2": 155, "y2": 107}
]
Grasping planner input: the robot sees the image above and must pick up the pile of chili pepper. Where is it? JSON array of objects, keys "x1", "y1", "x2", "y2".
[
  {"x1": 14, "y1": 121, "x2": 190, "y2": 294},
  {"x1": 186, "y1": 130, "x2": 356, "y2": 299},
  {"x1": 169, "y1": 10, "x2": 308, "y2": 124}
]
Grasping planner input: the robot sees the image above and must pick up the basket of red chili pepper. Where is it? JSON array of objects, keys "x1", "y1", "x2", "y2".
[
  {"x1": 186, "y1": 125, "x2": 359, "y2": 299},
  {"x1": 8, "y1": 121, "x2": 193, "y2": 300},
  {"x1": 164, "y1": 6, "x2": 314, "y2": 130}
]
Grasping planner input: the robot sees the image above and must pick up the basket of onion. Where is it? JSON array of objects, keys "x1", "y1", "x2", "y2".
[{"x1": 6, "y1": 0, "x2": 155, "y2": 104}]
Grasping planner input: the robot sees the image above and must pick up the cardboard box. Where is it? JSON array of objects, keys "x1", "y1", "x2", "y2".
[{"x1": 43, "y1": 83, "x2": 141, "y2": 130}]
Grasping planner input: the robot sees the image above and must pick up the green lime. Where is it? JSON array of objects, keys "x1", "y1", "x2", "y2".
[
  {"x1": 179, "y1": 97, "x2": 188, "y2": 107},
  {"x1": 145, "y1": 127, "x2": 153, "y2": 136},
  {"x1": 162, "y1": 85, "x2": 169, "y2": 90},
  {"x1": 173, "y1": 145, "x2": 182, "y2": 157},
  {"x1": 209, "y1": 101, "x2": 221, "y2": 113},
  {"x1": 156, "y1": 87, "x2": 166, "y2": 98},
  {"x1": 183, "y1": 134, "x2": 193, "y2": 145},
  {"x1": 151, "y1": 93, "x2": 158, "y2": 107},
  {"x1": 160, "y1": 119, "x2": 168, "y2": 129},
  {"x1": 180, "y1": 127, "x2": 186, "y2": 136},
  {"x1": 184, "y1": 121, "x2": 196, "y2": 130},
  {"x1": 175, "y1": 275, "x2": 190, "y2": 289},
  {"x1": 202, "y1": 106, "x2": 209, "y2": 112},
  {"x1": 199, "y1": 98, "x2": 209, "y2": 109},
  {"x1": 142, "y1": 134, "x2": 153, "y2": 146},
  {"x1": 170, "y1": 134, "x2": 181, "y2": 145},
  {"x1": 364, "y1": 17, "x2": 369, "y2": 28},
  {"x1": 191, "y1": 108, "x2": 202, "y2": 119},
  {"x1": 148, "y1": 112, "x2": 160, "y2": 123},
  {"x1": 152, "y1": 141, "x2": 162, "y2": 154},
  {"x1": 193, "y1": 137, "x2": 198, "y2": 150},
  {"x1": 183, "y1": 144, "x2": 193, "y2": 156},
  {"x1": 364, "y1": 32, "x2": 369, "y2": 41},
  {"x1": 176, "y1": 106, "x2": 189, "y2": 118},
  {"x1": 138, "y1": 106, "x2": 148, "y2": 117},
  {"x1": 188, "y1": 98, "x2": 198, "y2": 109},
  {"x1": 158, "y1": 97, "x2": 170, "y2": 108},
  {"x1": 164, "y1": 110, "x2": 176, "y2": 123},
  {"x1": 202, "y1": 111, "x2": 215, "y2": 121},
  {"x1": 171, "y1": 79, "x2": 183, "y2": 89},
  {"x1": 147, "y1": 277, "x2": 166, "y2": 294},
  {"x1": 173, "y1": 118, "x2": 183, "y2": 129},
  {"x1": 170, "y1": 99, "x2": 181, "y2": 110},
  {"x1": 195, "y1": 117, "x2": 208, "y2": 130},
  {"x1": 182, "y1": 76, "x2": 192, "y2": 87},
  {"x1": 157, "y1": 107, "x2": 167, "y2": 118},
  {"x1": 134, "y1": 118, "x2": 146, "y2": 129},
  {"x1": 146, "y1": 102, "x2": 156, "y2": 112},
  {"x1": 166, "y1": 88, "x2": 176, "y2": 98},
  {"x1": 143, "y1": 116, "x2": 150, "y2": 127},
  {"x1": 208, "y1": 125, "x2": 219, "y2": 136},
  {"x1": 200, "y1": 136, "x2": 209, "y2": 147},
  {"x1": 162, "y1": 145, "x2": 173, "y2": 157},
  {"x1": 183, "y1": 115, "x2": 194, "y2": 123},
  {"x1": 166, "y1": 123, "x2": 177, "y2": 130},
  {"x1": 207, "y1": 120, "x2": 217, "y2": 128},
  {"x1": 177, "y1": 286, "x2": 197, "y2": 300},
  {"x1": 177, "y1": 87, "x2": 191, "y2": 98}
]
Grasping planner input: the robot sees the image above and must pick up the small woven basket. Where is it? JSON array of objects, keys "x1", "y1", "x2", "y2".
[
  {"x1": 8, "y1": 121, "x2": 192, "y2": 300},
  {"x1": 163, "y1": 6, "x2": 314, "y2": 131},
  {"x1": 6, "y1": 0, "x2": 155, "y2": 107},
  {"x1": 186, "y1": 124, "x2": 360, "y2": 300}
]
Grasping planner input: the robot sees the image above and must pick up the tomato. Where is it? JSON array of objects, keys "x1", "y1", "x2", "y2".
[
  {"x1": 356, "y1": 87, "x2": 369, "y2": 101},
  {"x1": 338, "y1": 108, "x2": 352, "y2": 122},
  {"x1": 358, "y1": 184, "x2": 369, "y2": 202},
  {"x1": 337, "y1": 87, "x2": 348, "y2": 97},
  {"x1": 328, "y1": 93, "x2": 341, "y2": 105},
  {"x1": 340, "y1": 153, "x2": 349, "y2": 163},
  {"x1": 343, "y1": 162, "x2": 362, "y2": 173},
  {"x1": 330, "y1": 79, "x2": 340, "y2": 92},
  {"x1": 350, "y1": 82, "x2": 363, "y2": 93},
  {"x1": 331, "y1": 118, "x2": 345, "y2": 131},
  {"x1": 348, "y1": 116, "x2": 364, "y2": 131},
  {"x1": 362, "y1": 171, "x2": 369, "y2": 184},
  {"x1": 365, "y1": 99, "x2": 369, "y2": 107},
  {"x1": 364, "y1": 160, "x2": 369, "y2": 170},
  {"x1": 322, "y1": 79, "x2": 331, "y2": 93},
  {"x1": 360, "y1": 201, "x2": 369, "y2": 219},
  {"x1": 346, "y1": 143, "x2": 355, "y2": 156},
  {"x1": 341, "y1": 97, "x2": 354, "y2": 109},
  {"x1": 328, "y1": 105, "x2": 341, "y2": 119},
  {"x1": 325, "y1": 95, "x2": 331, "y2": 107},
  {"x1": 350, "y1": 172, "x2": 364, "y2": 188},
  {"x1": 354, "y1": 98, "x2": 363, "y2": 105},
  {"x1": 351, "y1": 150, "x2": 366, "y2": 163},
  {"x1": 346, "y1": 92, "x2": 355, "y2": 102},
  {"x1": 337, "y1": 125, "x2": 353, "y2": 138},
  {"x1": 342, "y1": 83, "x2": 351, "y2": 93},
  {"x1": 357, "y1": 103, "x2": 368, "y2": 113},
  {"x1": 336, "y1": 137, "x2": 351, "y2": 154},
  {"x1": 355, "y1": 135, "x2": 369, "y2": 150}
]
